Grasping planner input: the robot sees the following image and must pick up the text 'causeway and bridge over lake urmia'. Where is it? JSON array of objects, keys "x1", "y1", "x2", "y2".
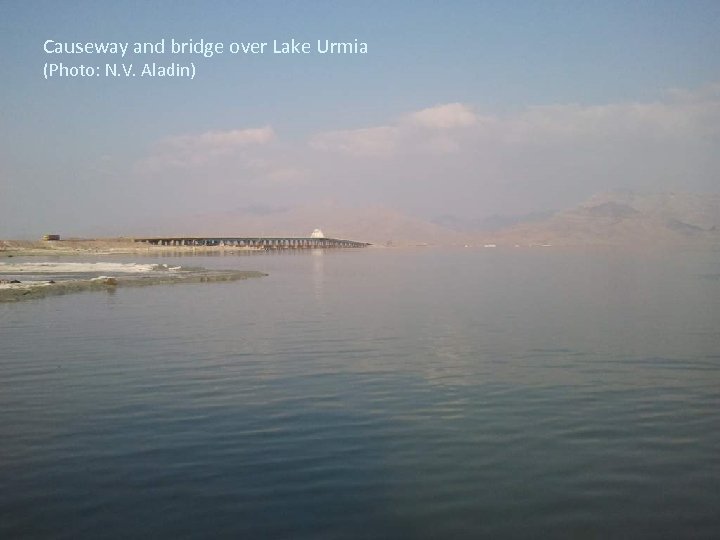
[{"x1": 42, "y1": 38, "x2": 369, "y2": 79}]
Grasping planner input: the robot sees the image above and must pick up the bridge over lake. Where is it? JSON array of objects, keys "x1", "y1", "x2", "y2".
[{"x1": 134, "y1": 237, "x2": 371, "y2": 249}]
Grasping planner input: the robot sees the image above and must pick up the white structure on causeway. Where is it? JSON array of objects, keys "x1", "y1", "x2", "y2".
[{"x1": 310, "y1": 228, "x2": 325, "y2": 239}]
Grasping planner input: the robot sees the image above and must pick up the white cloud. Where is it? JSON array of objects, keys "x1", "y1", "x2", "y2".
[
  {"x1": 309, "y1": 126, "x2": 400, "y2": 157},
  {"x1": 307, "y1": 106, "x2": 471, "y2": 157},
  {"x1": 141, "y1": 126, "x2": 275, "y2": 169},
  {"x1": 130, "y1": 84, "x2": 720, "y2": 220},
  {"x1": 308, "y1": 103, "x2": 478, "y2": 156},
  {"x1": 496, "y1": 97, "x2": 720, "y2": 144},
  {"x1": 405, "y1": 103, "x2": 478, "y2": 129}
]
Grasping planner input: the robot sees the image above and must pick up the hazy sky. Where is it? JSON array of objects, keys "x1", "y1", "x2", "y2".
[{"x1": 1, "y1": 0, "x2": 719, "y2": 237}]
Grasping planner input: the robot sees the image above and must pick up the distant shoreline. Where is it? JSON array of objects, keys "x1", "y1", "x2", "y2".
[
  {"x1": 0, "y1": 238, "x2": 265, "y2": 258},
  {"x1": 2, "y1": 233, "x2": 718, "y2": 255}
]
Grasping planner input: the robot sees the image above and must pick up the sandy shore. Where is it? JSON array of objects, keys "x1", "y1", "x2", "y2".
[{"x1": 0, "y1": 238, "x2": 263, "y2": 257}]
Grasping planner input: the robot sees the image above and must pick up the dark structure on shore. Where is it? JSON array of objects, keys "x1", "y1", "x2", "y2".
[{"x1": 133, "y1": 236, "x2": 370, "y2": 249}]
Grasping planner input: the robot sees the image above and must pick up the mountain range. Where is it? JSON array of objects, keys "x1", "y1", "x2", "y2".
[{"x1": 483, "y1": 192, "x2": 720, "y2": 247}]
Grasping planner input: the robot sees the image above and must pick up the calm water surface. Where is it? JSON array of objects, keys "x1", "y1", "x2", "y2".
[{"x1": 1, "y1": 248, "x2": 719, "y2": 539}]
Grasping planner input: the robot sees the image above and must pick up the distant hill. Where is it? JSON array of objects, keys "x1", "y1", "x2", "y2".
[
  {"x1": 481, "y1": 192, "x2": 720, "y2": 246},
  {"x1": 433, "y1": 210, "x2": 554, "y2": 232}
]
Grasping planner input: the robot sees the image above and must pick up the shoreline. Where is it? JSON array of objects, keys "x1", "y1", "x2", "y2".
[
  {"x1": 0, "y1": 267, "x2": 267, "y2": 303},
  {"x1": 2, "y1": 238, "x2": 718, "y2": 256},
  {"x1": 0, "y1": 238, "x2": 265, "y2": 258}
]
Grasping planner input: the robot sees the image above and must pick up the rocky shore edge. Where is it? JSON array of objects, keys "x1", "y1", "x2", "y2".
[{"x1": 0, "y1": 270, "x2": 267, "y2": 303}]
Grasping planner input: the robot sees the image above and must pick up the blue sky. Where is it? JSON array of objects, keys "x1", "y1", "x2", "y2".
[{"x1": 1, "y1": 0, "x2": 719, "y2": 236}]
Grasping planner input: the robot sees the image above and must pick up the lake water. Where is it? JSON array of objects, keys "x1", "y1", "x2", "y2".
[{"x1": 1, "y1": 248, "x2": 719, "y2": 539}]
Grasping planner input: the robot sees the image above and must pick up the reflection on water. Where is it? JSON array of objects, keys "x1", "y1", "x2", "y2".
[
  {"x1": 311, "y1": 248, "x2": 324, "y2": 301},
  {"x1": 1, "y1": 248, "x2": 719, "y2": 539}
]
